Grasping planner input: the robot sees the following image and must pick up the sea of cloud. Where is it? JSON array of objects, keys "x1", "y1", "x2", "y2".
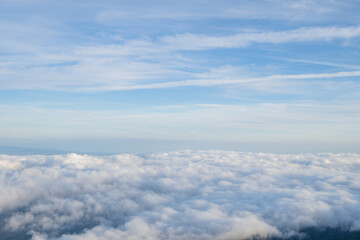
[{"x1": 0, "y1": 151, "x2": 359, "y2": 240}]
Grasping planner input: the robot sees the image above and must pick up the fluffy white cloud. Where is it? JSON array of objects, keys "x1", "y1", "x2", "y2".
[{"x1": 0, "y1": 151, "x2": 359, "y2": 239}]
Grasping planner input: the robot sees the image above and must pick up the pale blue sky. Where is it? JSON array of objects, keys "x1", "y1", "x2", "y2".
[{"x1": 1, "y1": 0, "x2": 360, "y2": 153}]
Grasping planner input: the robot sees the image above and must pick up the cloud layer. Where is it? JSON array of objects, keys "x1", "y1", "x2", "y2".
[
  {"x1": 2, "y1": 22, "x2": 360, "y2": 91},
  {"x1": 0, "y1": 151, "x2": 359, "y2": 239}
]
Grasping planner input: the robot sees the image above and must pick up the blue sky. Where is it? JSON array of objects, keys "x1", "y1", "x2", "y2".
[{"x1": 1, "y1": 0, "x2": 360, "y2": 153}]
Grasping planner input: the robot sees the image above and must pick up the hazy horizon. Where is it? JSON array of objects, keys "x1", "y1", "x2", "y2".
[{"x1": 1, "y1": 138, "x2": 360, "y2": 155}]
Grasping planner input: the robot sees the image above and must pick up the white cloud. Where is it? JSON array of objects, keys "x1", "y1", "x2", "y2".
[
  {"x1": 2, "y1": 18, "x2": 360, "y2": 91},
  {"x1": 95, "y1": 0, "x2": 348, "y2": 22},
  {"x1": 280, "y1": 58, "x2": 360, "y2": 70},
  {"x1": 0, "y1": 151, "x2": 360, "y2": 239},
  {"x1": 162, "y1": 25, "x2": 360, "y2": 50},
  {"x1": 78, "y1": 70, "x2": 360, "y2": 91}
]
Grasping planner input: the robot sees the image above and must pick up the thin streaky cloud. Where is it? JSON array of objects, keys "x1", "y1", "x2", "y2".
[
  {"x1": 1, "y1": 25, "x2": 360, "y2": 91},
  {"x1": 76, "y1": 70, "x2": 360, "y2": 92},
  {"x1": 280, "y1": 58, "x2": 360, "y2": 70},
  {"x1": 162, "y1": 25, "x2": 360, "y2": 50},
  {"x1": 95, "y1": 0, "x2": 352, "y2": 22},
  {"x1": 63, "y1": 25, "x2": 360, "y2": 57}
]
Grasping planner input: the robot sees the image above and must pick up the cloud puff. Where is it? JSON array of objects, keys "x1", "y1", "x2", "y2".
[{"x1": 0, "y1": 151, "x2": 359, "y2": 239}]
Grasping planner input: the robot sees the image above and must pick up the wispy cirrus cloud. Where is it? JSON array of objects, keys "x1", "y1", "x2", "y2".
[
  {"x1": 77, "y1": 70, "x2": 360, "y2": 92},
  {"x1": 95, "y1": 0, "x2": 351, "y2": 23},
  {"x1": 162, "y1": 25, "x2": 360, "y2": 50},
  {"x1": 1, "y1": 25, "x2": 360, "y2": 91},
  {"x1": 278, "y1": 58, "x2": 360, "y2": 70}
]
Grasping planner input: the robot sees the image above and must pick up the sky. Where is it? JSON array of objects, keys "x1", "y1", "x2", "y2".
[{"x1": 1, "y1": 0, "x2": 360, "y2": 153}]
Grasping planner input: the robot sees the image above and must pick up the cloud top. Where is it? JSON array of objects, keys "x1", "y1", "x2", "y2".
[{"x1": 0, "y1": 151, "x2": 360, "y2": 239}]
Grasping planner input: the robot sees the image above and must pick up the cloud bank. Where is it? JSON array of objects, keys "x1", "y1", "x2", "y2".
[{"x1": 0, "y1": 151, "x2": 360, "y2": 239}]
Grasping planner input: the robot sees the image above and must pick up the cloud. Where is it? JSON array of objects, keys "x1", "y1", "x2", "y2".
[
  {"x1": 77, "y1": 70, "x2": 360, "y2": 91},
  {"x1": 162, "y1": 25, "x2": 360, "y2": 50},
  {"x1": 0, "y1": 151, "x2": 360, "y2": 239},
  {"x1": 2, "y1": 7, "x2": 360, "y2": 92},
  {"x1": 95, "y1": 0, "x2": 349, "y2": 22},
  {"x1": 278, "y1": 58, "x2": 360, "y2": 70},
  {"x1": 1, "y1": 0, "x2": 360, "y2": 93}
]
